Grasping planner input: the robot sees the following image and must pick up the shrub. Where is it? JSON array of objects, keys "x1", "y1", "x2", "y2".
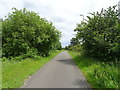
[
  {"x1": 69, "y1": 44, "x2": 82, "y2": 52},
  {"x1": 2, "y1": 8, "x2": 61, "y2": 58},
  {"x1": 2, "y1": 57, "x2": 8, "y2": 61},
  {"x1": 74, "y1": 6, "x2": 120, "y2": 61}
]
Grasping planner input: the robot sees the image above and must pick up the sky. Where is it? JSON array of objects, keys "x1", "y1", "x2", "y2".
[{"x1": 0, "y1": 0, "x2": 119, "y2": 47}]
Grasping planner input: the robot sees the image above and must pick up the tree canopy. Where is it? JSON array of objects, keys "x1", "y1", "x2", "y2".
[
  {"x1": 2, "y1": 8, "x2": 61, "y2": 58},
  {"x1": 71, "y1": 6, "x2": 120, "y2": 61}
]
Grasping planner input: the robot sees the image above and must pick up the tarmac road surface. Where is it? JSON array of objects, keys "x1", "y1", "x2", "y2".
[{"x1": 22, "y1": 51, "x2": 91, "y2": 88}]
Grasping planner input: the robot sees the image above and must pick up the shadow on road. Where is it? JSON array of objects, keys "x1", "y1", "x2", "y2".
[
  {"x1": 73, "y1": 79, "x2": 91, "y2": 88},
  {"x1": 56, "y1": 59, "x2": 76, "y2": 66}
]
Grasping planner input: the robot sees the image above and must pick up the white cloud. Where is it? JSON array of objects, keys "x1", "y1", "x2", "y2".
[{"x1": 0, "y1": 0, "x2": 119, "y2": 47}]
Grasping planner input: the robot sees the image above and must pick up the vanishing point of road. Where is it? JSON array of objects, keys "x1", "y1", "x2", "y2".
[{"x1": 22, "y1": 51, "x2": 91, "y2": 88}]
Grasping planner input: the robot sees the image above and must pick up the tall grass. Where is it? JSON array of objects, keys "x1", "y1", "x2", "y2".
[{"x1": 69, "y1": 51, "x2": 119, "y2": 88}]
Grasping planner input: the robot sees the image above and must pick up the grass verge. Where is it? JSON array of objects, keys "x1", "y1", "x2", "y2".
[
  {"x1": 68, "y1": 51, "x2": 119, "y2": 88},
  {"x1": 2, "y1": 50, "x2": 63, "y2": 88}
]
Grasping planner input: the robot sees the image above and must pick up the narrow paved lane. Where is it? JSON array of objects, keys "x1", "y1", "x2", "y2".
[{"x1": 22, "y1": 51, "x2": 91, "y2": 88}]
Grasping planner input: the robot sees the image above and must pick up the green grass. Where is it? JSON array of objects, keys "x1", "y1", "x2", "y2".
[
  {"x1": 2, "y1": 50, "x2": 63, "y2": 88},
  {"x1": 69, "y1": 51, "x2": 119, "y2": 88}
]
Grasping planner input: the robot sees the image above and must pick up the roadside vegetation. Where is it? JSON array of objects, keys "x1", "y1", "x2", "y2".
[
  {"x1": 2, "y1": 50, "x2": 63, "y2": 88},
  {"x1": 2, "y1": 8, "x2": 62, "y2": 88},
  {"x1": 66, "y1": 5, "x2": 120, "y2": 88},
  {"x1": 2, "y1": 8, "x2": 62, "y2": 58},
  {"x1": 69, "y1": 51, "x2": 119, "y2": 88}
]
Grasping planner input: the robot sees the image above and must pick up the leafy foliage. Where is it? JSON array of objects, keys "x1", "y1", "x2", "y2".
[
  {"x1": 69, "y1": 5, "x2": 120, "y2": 88},
  {"x1": 65, "y1": 37, "x2": 83, "y2": 52},
  {"x1": 69, "y1": 44, "x2": 82, "y2": 52},
  {"x1": 2, "y1": 8, "x2": 61, "y2": 58},
  {"x1": 70, "y1": 37, "x2": 80, "y2": 46},
  {"x1": 74, "y1": 6, "x2": 120, "y2": 61}
]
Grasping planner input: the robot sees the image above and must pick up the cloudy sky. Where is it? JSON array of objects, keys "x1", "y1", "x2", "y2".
[{"x1": 0, "y1": 0, "x2": 119, "y2": 47}]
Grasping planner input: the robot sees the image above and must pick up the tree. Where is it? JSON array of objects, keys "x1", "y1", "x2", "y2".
[
  {"x1": 74, "y1": 6, "x2": 120, "y2": 61},
  {"x1": 2, "y1": 8, "x2": 61, "y2": 58},
  {"x1": 70, "y1": 37, "x2": 79, "y2": 46}
]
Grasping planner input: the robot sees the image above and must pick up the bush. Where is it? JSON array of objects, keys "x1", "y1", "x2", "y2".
[
  {"x1": 2, "y1": 57, "x2": 8, "y2": 61},
  {"x1": 69, "y1": 44, "x2": 82, "y2": 52},
  {"x1": 74, "y1": 6, "x2": 120, "y2": 61},
  {"x1": 12, "y1": 56, "x2": 23, "y2": 61},
  {"x1": 19, "y1": 48, "x2": 42, "y2": 60},
  {"x1": 2, "y1": 8, "x2": 61, "y2": 58}
]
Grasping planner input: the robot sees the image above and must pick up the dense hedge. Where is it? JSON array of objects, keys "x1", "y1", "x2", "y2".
[
  {"x1": 71, "y1": 6, "x2": 120, "y2": 61},
  {"x1": 2, "y1": 8, "x2": 61, "y2": 58}
]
